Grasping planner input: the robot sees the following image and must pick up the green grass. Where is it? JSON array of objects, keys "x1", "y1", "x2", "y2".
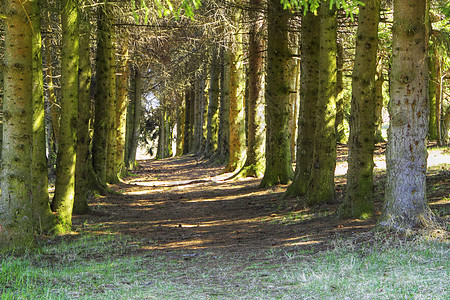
[{"x1": 1, "y1": 233, "x2": 449, "y2": 299}]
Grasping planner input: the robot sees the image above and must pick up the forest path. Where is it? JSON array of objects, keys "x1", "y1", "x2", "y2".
[{"x1": 73, "y1": 146, "x2": 450, "y2": 253}]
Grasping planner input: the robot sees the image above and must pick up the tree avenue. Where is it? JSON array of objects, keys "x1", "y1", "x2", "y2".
[{"x1": 1, "y1": 0, "x2": 449, "y2": 251}]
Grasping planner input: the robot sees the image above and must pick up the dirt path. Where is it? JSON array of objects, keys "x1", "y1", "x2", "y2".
[{"x1": 73, "y1": 147, "x2": 449, "y2": 253}]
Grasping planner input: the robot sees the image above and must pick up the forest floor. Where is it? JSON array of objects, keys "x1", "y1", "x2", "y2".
[{"x1": 73, "y1": 143, "x2": 450, "y2": 254}]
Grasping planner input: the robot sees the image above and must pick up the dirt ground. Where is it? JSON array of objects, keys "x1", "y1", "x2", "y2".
[{"x1": 73, "y1": 144, "x2": 450, "y2": 253}]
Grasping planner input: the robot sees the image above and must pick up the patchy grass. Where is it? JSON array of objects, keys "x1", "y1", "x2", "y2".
[{"x1": 1, "y1": 233, "x2": 448, "y2": 299}]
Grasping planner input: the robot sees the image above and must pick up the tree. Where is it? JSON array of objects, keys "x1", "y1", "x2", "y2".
[
  {"x1": 305, "y1": 1, "x2": 337, "y2": 205},
  {"x1": 237, "y1": 0, "x2": 266, "y2": 178},
  {"x1": 74, "y1": 7, "x2": 92, "y2": 215},
  {"x1": 283, "y1": 10, "x2": 320, "y2": 198},
  {"x1": 51, "y1": 0, "x2": 79, "y2": 233},
  {"x1": 32, "y1": 0, "x2": 55, "y2": 231},
  {"x1": 377, "y1": 0, "x2": 437, "y2": 230},
  {"x1": 259, "y1": 0, "x2": 294, "y2": 187},
  {"x1": 224, "y1": 5, "x2": 246, "y2": 173},
  {"x1": 0, "y1": 0, "x2": 35, "y2": 251},
  {"x1": 92, "y1": 0, "x2": 114, "y2": 182},
  {"x1": 339, "y1": 0, "x2": 380, "y2": 219}
]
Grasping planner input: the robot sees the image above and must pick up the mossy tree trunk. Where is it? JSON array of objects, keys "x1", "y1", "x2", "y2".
[
  {"x1": 204, "y1": 45, "x2": 221, "y2": 158},
  {"x1": 238, "y1": 0, "x2": 265, "y2": 178},
  {"x1": 0, "y1": 0, "x2": 35, "y2": 251},
  {"x1": 51, "y1": 0, "x2": 79, "y2": 233},
  {"x1": 125, "y1": 67, "x2": 142, "y2": 169},
  {"x1": 74, "y1": 11, "x2": 92, "y2": 215},
  {"x1": 214, "y1": 45, "x2": 230, "y2": 165},
  {"x1": 224, "y1": 7, "x2": 246, "y2": 173},
  {"x1": 306, "y1": 2, "x2": 337, "y2": 205},
  {"x1": 92, "y1": 0, "x2": 112, "y2": 182},
  {"x1": 260, "y1": 0, "x2": 294, "y2": 187},
  {"x1": 116, "y1": 39, "x2": 129, "y2": 177},
  {"x1": 31, "y1": 0, "x2": 55, "y2": 232},
  {"x1": 339, "y1": 0, "x2": 380, "y2": 219},
  {"x1": 377, "y1": 0, "x2": 437, "y2": 231},
  {"x1": 283, "y1": 11, "x2": 320, "y2": 198},
  {"x1": 105, "y1": 25, "x2": 118, "y2": 183}
]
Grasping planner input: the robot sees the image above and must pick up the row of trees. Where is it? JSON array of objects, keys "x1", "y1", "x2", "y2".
[{"x1": 0, "y1": 0, "x2": 448, "y2": 251}]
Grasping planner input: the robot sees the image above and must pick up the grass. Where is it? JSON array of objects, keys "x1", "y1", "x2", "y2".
[{"x1": 1, "y1": 232, "x2": 448, "y2": 299}]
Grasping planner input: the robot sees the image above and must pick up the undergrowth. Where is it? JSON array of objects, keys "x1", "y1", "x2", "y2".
[{"x1": 1, "y1": 232, "x2": 448, "y2": 299}]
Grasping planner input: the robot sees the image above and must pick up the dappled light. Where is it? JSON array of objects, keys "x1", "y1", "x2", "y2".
[{"x1": 73, "y1": 147, "x2": 450, "y2": 253}]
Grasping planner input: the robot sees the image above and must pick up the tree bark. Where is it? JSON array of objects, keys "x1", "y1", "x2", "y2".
[
  {"x1": 283, "y1": 11, "x2": 320, "y2": 198},
  {"x1": 377, "y1": 0, "x2": 437, "y2": 231},
  {"x1": 306, "y1": 2, "x2": 337, "y2": 205},
  {"x1": 31, "y1": 0, "x2": 55, "y2": 232},
  {"x1": 237, "y1": 0, "x2": 265, "y2": 178},
  {"x1": 339, "y1": 0, "x2": 380, "y2": 219},
  {"x1": 74, "y1": 11, "x2": 92, "y2": 215},
  {"x1": 0, "y1": 0, "x2": 35, "y2": 251},
  {"x1": 224, "y1": 7, "x2": 246, "y2": 173},
  {"x1": 116, "y1": 40, "x2": 129, "y2": 177},
  {"x1": 204, "y1": 45, "x2": 221, "y2": 158},
  {"x1": 52, "y1": 0, "x2": 79, "y2": 233},
  {"x1": 259, "y1": 0, "x2": 294, "y2": 187}
]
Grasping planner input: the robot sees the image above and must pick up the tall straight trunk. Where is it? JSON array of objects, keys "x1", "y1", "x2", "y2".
[
  {"x1": 92, "y1": 0, "x2": 112, "y2": 182},
  {"x1": 157, "y1": 108, "x2": 165, "y2": 159},
  {"x1": 45, "y1": 11, "x2": 60, "y2": 147},
  {"x1": 427, "y1": 46, "x2": 437, "y2": 140},
  {"x1": 260, "y1": 0, "x2": 294, "y2": 187},
  {"x1": 52, "y1": 0, "x2": 79, "y2": 233},
  {"x1": 116, "y1": 41, "x2": 129, "y2": 177},
  {"x1": 125, "y1": 68, "x2": 142, "y2": 169},
  {"x1": 377, "y1": 0, "x2": 436, "y2": 230},
  {"x1": 176, "y1": 93, "x2": 185, "y2": 156},
  {"x1": 31, "y1": 0, "x2": 55, "y2": 232},
  {"x1": 183, "y1": 89, "x2": 192, "y2": 154},
  {"x1": 283, "y1": 11, "x2": 320, "y2": 198},
  {"x1": 238, "y1": 0, "x2": 265, "y2": 178},
  {"x1": 204, "y1": 45, "x2": 221, "y2": 158},
  {"x1": 0, "y1": 0, "x2": 35, "y2": 251},
  {"x1": 374, "y1": 57, "x2": 385, "y2": 142},
  {"x1": 224, "y1": 8, "x2": 246, "y2": 173},
  {"x1": 165, "y1": 109, "x2": 173, "y2": 157},
  {"x1": 289, "y1": 35, "x2": 300, "y2": 162},
  {"x1": 74, "y1": 12, "x2": 92, "y2": 215},
  {"x1": 105, "y1": 26, "x2": 118, "y2": 183},
  {"x1": 335, "y1": 40, "x2": 346, "y2": 144},
  {"x1": 306, "y1": 2, "x2": 337, "y2": 205},
  {"x1": 436, "y1": 57, "x2": 443, "y2": 146},
  {"x1": 197, "y1": 75, "x2": 208, "y2": 156},
  {"x1": 339, "y1": 0, "x2": 380, "y2": 219},
  {"x1": 215, "y1": 45, "x2": 230, "y2": 165}
]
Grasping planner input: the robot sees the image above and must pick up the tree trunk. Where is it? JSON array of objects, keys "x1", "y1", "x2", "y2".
[
  {"x1": 339, "y1": 0, "x2": 380, "y2": 219},
  {"x1": 176, "y1": 93, "x2": 185, "y2": 156},
  {"x1": 31, "y1": 0, "x2": 55, "y2": 232},
  {"x1": 0, "y1": 0, "x2": 35, "y2": 251},
  {"x1": 283, "y1": 11, "x2": 320, "y2": 198},
  {"x1": 105, "y1": 24, "x2": 118, "y2": 183},
  {"x1": 374, "y1": 57, "x2": 385, "y2": 143},
  {"x1": 259, "y1": 0, "x2": 294, "y2": 187},
  {"x1": 183, "y1": 88, "x2": 192, "y2": 154},
  {"x1": 377, "y1": 0, "x2": 437, "y2": 231},
  {"x1": 52, "y1": 0, "x2": 79, "y2": 233},
  {"x1": 335, "y1": 40, "x2": 346, "y2": 144},
  {"x1": 92, "y1": 0, "x2": 112, "y2": 182},
  {"x1": 204, "y1": 45, "x2": 221, "y2": 158},
  {"x1": 306, "y1": 2, "x2": 337, "y2": 205},
  {"x1": 116, "y1": 41, "x2": 129, "y2": 177},
  {"x1": 238, "y1": 0, "x2": 265, "y2": 178},
  {"x1": 224, "y1": 7, "x2": 246, "y2": 173},
  {"x1": 74, "y1": 12, "x2": 92, "y2": 215},
  {"x1": 214, "y1": 45, "x2": 230, "y2": 165},
  {"x1": 125, "y1": 67, "x2": 142, "y2": 169},
  {"x1": 427, "y1": 46, "x2": 438, "y2": 140}
]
